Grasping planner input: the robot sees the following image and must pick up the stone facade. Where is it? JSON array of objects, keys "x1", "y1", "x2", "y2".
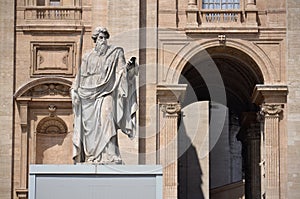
[
  {"x1": 287, "y1": 0, "x2": 300, "y2": 198},
  {"x1": 0, "y1": 0, "x2": 299, "y2": 198},
  {"x1": 0, "y1": 1, "x2": 15, "y2": 198}
]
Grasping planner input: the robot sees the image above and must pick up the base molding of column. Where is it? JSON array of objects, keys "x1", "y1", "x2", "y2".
[{"x1": 16, "y1": 188, "x2": 28, "y2": 199}]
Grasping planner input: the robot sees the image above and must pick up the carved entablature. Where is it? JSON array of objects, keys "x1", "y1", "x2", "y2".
[
  {"x1": 23, "y1": 83, "x2": 70, "y2": 97},
  {"x1": 161, "y1": 103, "x2": 181, "y2": 116},
  {"x1": 260, "y1": 104, "x2": 283, "y2": 118}
]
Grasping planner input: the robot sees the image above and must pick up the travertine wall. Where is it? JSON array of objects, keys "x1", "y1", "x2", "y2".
[
  {"x1": 0, "y1": 0, "x2": 14, "y2": 198},
  {"x1": 1, "y1": 0, "x2": 299, "y2": 198},
  {"x1": 287, "y1": 0, "x2": 300, "y2": 198}
]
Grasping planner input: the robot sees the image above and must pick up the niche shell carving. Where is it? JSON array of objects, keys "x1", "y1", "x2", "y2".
[{"x1": 36, "y1": 116, "x2": 68, "y2": 135}]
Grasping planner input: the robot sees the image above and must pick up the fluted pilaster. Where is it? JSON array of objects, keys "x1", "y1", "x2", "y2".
[
  {"x1": 252, "y1": 85, "x2": 288, "y2": 199},
  {"x1": 160, "y1": 103, "x2": 181, "y2": 199},
  {"x1": 157, "y1": 84, "x2": 186, "y2": 199},
  {"x1": 260, "y1": 104, "x2": 283, "y2": 199}
]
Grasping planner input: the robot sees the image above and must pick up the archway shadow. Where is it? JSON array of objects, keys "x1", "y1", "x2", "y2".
[{"x1": 178, "y1": 112, "x2": 205, "y2": 199}]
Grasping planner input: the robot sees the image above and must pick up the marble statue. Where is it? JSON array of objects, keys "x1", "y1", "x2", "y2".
[{"x1": 71, "y1": 27, "x2": 138, "y2": 164}]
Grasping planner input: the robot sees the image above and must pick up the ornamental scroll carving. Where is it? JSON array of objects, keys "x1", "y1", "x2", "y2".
[
  {"x1": 161, "y1": 103, "x2": 181, "y2": 116},
  {"x1": 23, "y1": 83, "x2": 70, "y2": 97},
  {"x1": 260, "y1": 104, "x2": 283, "y2": 117}
]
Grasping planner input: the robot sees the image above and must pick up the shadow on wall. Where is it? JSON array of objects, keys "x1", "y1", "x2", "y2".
[
  {"x1": 178, "y1": 129, "x2": 205, "y2": 199},
  {"x1": 36, "y1": 133, "x2": 70, "y2": 164},
  {"x1": 178, "y1": 101, "x2": 209, "y2": 199}
]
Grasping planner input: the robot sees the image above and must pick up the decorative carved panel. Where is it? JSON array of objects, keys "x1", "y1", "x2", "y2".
[{"x1": 31, "y1": 41, "x2": 76, "y2": 77}]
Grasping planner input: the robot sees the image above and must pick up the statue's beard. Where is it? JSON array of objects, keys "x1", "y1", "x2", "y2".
[{"x1": 95, "y1": 42, "x2": 108, "y2": 55}]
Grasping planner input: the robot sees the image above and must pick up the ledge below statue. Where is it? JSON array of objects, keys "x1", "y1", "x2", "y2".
[{"x1": 29, "y1": 164, "x2": 163, "y2": 199}]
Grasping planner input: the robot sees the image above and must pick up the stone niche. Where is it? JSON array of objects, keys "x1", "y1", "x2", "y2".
[
  {"x1": 35, "y1": 114, "x2": 72, "y2": 164},
  {"x1": 31, "y1": 41, "x2": 76, "y2": 77}
]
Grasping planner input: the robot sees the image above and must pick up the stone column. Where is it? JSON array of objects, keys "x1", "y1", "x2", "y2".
[
  {"x1": 241, "y1": 112, "x2": 261, "y2": 198},
  {"x1": 260, "y1": 104, "x2": 283, "y2": 199},
  {"x1": 157, "y1": 84, "x2": 187, "y2": 199},
  {"x1": 252, "y1": 85, "x2": 288, "y2": 199},
  {"x1": 246, "y1": 122, "x2": 261, "y2": 199},
  {"x1": 160, "y1": 103, "x2": 181, "y2": 199}
]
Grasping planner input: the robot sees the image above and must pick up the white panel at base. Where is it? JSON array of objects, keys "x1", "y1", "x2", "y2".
[{"x1": 29, "y1": 164, "x2": 163, "y2": 199}]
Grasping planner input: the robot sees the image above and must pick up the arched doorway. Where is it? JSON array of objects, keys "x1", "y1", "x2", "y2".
[
  {"x1": 178, "y1": 46, "x2": 264, "y2": 199},
  {"x1": 14, "y1": 77, "x2": 73, "y2": 198}
]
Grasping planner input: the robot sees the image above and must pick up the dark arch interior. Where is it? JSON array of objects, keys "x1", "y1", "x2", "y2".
[
  {"x1": 178, "y1": 46, "x2": 264, "y2": 199},
  {"x1": 179, "y1": 46, "x2": 264, "y2": 116}
]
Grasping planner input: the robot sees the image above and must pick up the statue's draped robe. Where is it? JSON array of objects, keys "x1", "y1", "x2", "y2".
[{"x1": 72, "y1": 46, "x2": 138, "y2": 163}]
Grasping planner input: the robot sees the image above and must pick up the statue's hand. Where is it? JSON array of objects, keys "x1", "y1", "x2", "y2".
[
  {"x1": 126, "y1": 57, "x2": 136, "y2": 71},
  {"x1": 71, "y1": 89, "x2": 80, "y2": 105}
]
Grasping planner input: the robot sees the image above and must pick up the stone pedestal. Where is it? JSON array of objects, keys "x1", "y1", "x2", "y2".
[{"x1": 29, "y1": 164, "x2": 163, "y2": 199}]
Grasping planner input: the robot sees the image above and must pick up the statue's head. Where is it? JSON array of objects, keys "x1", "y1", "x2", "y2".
[
  {"x1": 92, "y1": 27, "x2": 110, "y2": 54},
  {"x1": 92, "y1": 27, "x2": 110, "y2": 43}
]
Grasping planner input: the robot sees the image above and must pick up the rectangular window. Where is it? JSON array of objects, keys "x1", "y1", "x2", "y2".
[
  {"x1": 202, "y1": 0, "x2": 240, "y2": 9},
  {"x1": 37, "y1": 0, "x2": 45, "y2": 6},
  {"x1": 36, "y1": 0, "x2": 61, "y2": 6},
  {"x1": 50, "y1": 0, "x2": 61, "y2": 6}
]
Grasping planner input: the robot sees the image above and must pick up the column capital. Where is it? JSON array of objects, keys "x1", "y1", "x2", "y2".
[
  {"x1": 252, "y1": 84, "x2": 288, "y2": 105},
  {"x1": 260, "y1": 104, "x2": 283, "y2": 118},
  {"x1": 161, "y1": 103, "x2": 181, "y2": 116}
]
